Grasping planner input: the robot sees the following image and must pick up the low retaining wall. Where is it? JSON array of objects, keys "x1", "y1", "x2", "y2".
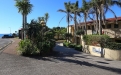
[
  {"x1": 104, "y1": 48, "x2": 121, "y2": 60},
  {"x1": 83, "y1": 45, "x2": 121, "y2": 60}
]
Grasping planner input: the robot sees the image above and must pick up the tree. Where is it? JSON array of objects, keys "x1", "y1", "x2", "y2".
[
  {"x1": 15, "y1": 0, "x2": 33, "y2": 39},
  {"x1": 79, "y1": 0, "x2": 90, "y2": 35},
  {"x1": 58, "y1": 1, "x2": 72, "y2": 42},
  {"x1": 70, "y1": 1, "x2": 80, "y2": 44},
  {"x1": 44, "y1": 13, "x2": 49, "y2": 26},
  {"x1": 90, "y1": 0, "x2": 121, "y2": 35},
  {"x1": 38, "y1": 17, "x2": 45, "y2": 26}
]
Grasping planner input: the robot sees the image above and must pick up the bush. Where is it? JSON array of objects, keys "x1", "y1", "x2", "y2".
[
  {"x1": 105, "y1": 42, "x2": 121, "y2": 50},
  {"x1": 83, "y1": 35, "x2": 109, "y2": 46},
  {"x1": 74, "y1": 45, "x2": 82, "y2": 51},
  {"x1": 40, "y1": 39, "x2": 56, "y2": 55},
  {"x1": 63, "y1": 41, "x2": 70, "y2": 47},
  {"x1": 76, "y1": 30, "x2": 84, "y2": 35},
  {"x1": 69, "y1": 43, "x2": 76, "y2": 48},
  {"x1": 18, "y1": 39, "x2": 38, "y2": 55}
]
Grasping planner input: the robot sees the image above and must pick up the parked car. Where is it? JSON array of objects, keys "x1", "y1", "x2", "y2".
[{"x1": 2, "y1": 35, "x2": 14, "y2": 38}]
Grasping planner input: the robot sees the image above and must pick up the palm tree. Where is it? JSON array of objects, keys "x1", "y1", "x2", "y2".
[
  {"x1": 79, "y1": 0, "x2": 90, "y2": 35},
  {"x1": 15, "y1": 0, "x2": 33, "y2": 39},
  {"x1": 44, "y1": 13, "x2": 49, "y2": 26},
  {"x1": 90, "y1": 0, "x2": 121, "y2": 35},
  {"x1": 70, "y1": 1, "x2": 80, "y2": 44},
  {"x1": 58, "y1": 1, "x2": 72, "y2": 42}
]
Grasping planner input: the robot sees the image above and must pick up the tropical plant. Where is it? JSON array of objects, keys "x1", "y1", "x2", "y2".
[
  {"x1": 44, "y1": 13, "x2": 49, "y2": 26},
  {"x1": 15, "y1": 0, "x2": 33, "y2": 39},
  {"x1": 79, "y1": 0, "x2": 90, "y2": 35},
  {"x1": 18, "y1": 39, "x2": 38, "y2": 55},
  {"x1": 70, "y1": 1, "x2": 80, "y2": 44},
  {"x1": 23, "y1": 18, "x2": 56, "y2": 56},
  {"x1": 64, "y1": 33, "x2": 72, "y2": 42},
  {"x1": 89, "y1": 0, "x2": 121, "y2": 35},
  {"x1": 51, "y1": 27, "x2": 66, "y2": 40},
  {"x1": 58, "y1": 1, "x2": 73, "y2": 42}
]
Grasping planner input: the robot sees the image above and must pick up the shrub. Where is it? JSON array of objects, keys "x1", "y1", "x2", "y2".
[
  {"x1": 74, "y1": 45, "x2": 82, "y2": 51},
  {"x1": 40, "y1": 39, "x2": 56, "y2": 55},
  {"x1": 63, "y1": 41, "x2": 70, "y2": 47},
  {"x1": 83, "y1": 35, "x2": 109, "y2": 46},
  {"x1": 40, "y1": 41, "x2": 51, "y2": 55},
  {"x1": 105, "y1": 42, "x2": 121, "y2": 50},
  {"x1": 64, "y1": 33, "x2": 72, "y2": 40},
  {"x1": 69, "y1": 43, "x2": 76, "y2": 48},
  {"x1": 18, "y1": 39, "x2": 38, "y2": 55},
  {"x1": 76, "y1": 30, "x2": 84, "y2": 35}
]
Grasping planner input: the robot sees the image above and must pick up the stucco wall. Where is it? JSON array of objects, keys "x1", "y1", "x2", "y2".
[
  {"x1": 104, "y1": 48, "x2": 121, "y2": 60},
  {"x1": 83, "y1": 45, "x2": 103, "y2": 57},
  {"x1": 83, "y1": 45, "x2": 121, "y2": 60}
]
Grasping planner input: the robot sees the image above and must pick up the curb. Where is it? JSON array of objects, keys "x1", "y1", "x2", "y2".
[{"x1": 0, "y1": 40, "x2": 13, "y2": 54}]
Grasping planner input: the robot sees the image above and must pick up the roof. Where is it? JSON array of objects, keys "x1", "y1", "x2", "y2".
[{"x1": 69, "y1": 17, "x2": 121, "y2": 27}]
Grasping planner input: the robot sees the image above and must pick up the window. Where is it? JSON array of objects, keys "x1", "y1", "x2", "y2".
[
  {"x1": 88, "y1": 26, "x2": 91, "y2": 29},
  {"x1": 102, "y1": 25, "x2": 105, "y2": 29},
  {"x1": 114, "y1": 24, "x2": 119, "y2": 28},
  {"x1": 107, "y1": 24, "x2": 111, "y2": 28}
]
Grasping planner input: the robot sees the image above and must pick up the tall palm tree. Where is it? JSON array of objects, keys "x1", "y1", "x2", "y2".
[
  {"x1": 90, "y1": 0, "x2": 121, "y2": 35},
  {"x1": 70, "y1": 1, "x2": 80, "y2": 44},
  {"x1": 58, "y1": 2, "x2": 72, "y2": 42},
  {"x1": 44, "y1": 13, "x2": 49, "y2": 26},
  {"x1": 79, "y1": 0, "x2": 90, "y2": 35},
  {"x1": 15, "y1": 0, "x2": 33, "y2": 40}
]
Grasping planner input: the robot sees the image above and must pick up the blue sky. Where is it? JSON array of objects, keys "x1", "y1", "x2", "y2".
[{"x1": 0, "y1": 0, "x2": 121, "y2": 34}]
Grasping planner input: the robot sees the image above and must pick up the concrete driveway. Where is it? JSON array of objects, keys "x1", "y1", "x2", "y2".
[{"x1": 0, "y1": 43, "x2": 121, "y2": 75}]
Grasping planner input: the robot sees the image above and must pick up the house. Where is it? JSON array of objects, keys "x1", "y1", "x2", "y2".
[{"x1": 67, "y1": 17, "x2": 121, "y2": 43}]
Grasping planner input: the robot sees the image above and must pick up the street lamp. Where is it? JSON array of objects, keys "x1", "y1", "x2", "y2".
[{"x1": 9, "y1": 27, "x2": 11, "y2": 35}]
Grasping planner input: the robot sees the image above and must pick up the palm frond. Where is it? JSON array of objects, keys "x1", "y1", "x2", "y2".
[{"x1": 57, "y1": 9, "x2": 67, "y2": 13}]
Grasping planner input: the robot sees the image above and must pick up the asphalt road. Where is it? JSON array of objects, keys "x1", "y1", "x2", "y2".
[
  {"x1": 0, "y1": 43, "x2": 121, "y2": 75},
  {"x1": 0, "y1": 38, "x2": 12, "y2": 50}
]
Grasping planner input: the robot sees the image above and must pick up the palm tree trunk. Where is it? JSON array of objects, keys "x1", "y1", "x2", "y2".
[
  {"x1": 67, "y1": 22, "x2": 69, "y2": 43},
  {"x1": 84, "y1": 14, "x2": 87, "y2": 35},
  {"x1": 22, "y1": 14, "x2": 25, "y2": 40},
  {"x1": 67, "y1": 13, "x2": 70, "y2": 43},
  {"x1": 95, "y1": 11, "x2": 99, "y2": 34},
  {"x1": 24, "y1": 15, "x2": 27, "y2": 39},
  {"x1": 74, "y1": 12, "x2": 77, "y2": 44},
  {"x1": 99, "y1": 11, "x2": 102, "y2": 35}
]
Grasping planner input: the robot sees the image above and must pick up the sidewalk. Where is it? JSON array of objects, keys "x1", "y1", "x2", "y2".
[{"x1": 3, "y1": 38, "x2": 21, "y2": 55}]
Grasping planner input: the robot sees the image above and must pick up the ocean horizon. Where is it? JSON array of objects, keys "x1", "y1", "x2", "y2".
[{"x1": 0, "y1": 34, "x2": 11, "y2": 38}]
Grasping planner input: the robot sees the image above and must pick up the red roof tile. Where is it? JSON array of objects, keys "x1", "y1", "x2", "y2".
[{"x1": 69, "y1": 17, "x2": 121, "y2": 26}]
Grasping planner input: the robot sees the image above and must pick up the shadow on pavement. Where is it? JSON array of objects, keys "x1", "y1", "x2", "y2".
[
  {"x1": 53, "y1": 57, "x2": 121, "y2": 74},
  {"x1": 96, "y1": 61, "x2": 109, "y2": 64},
  {"x1": 25, "y1": 44, "x2": 121, "y2": 74}
]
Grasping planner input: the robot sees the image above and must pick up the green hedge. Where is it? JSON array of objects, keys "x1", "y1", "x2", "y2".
[
  {"x1": 83, "y1": 35, "x2": 109, "y2": 46},
  {"x1": 63, "y1": 41, "x2": 82, "y2": 51},
  {"x1": 105, "y1": 42, "x2": 121, "y2": 50},
  {"x1": 63, "y1": 41, "x2": 70, "y2": 47},
  {"x1": 74, "y1": 45, "x2": 82, "y2": 51},
  {"x1": 69, "y1": 43, "x2": 76, "y2": 48}
]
